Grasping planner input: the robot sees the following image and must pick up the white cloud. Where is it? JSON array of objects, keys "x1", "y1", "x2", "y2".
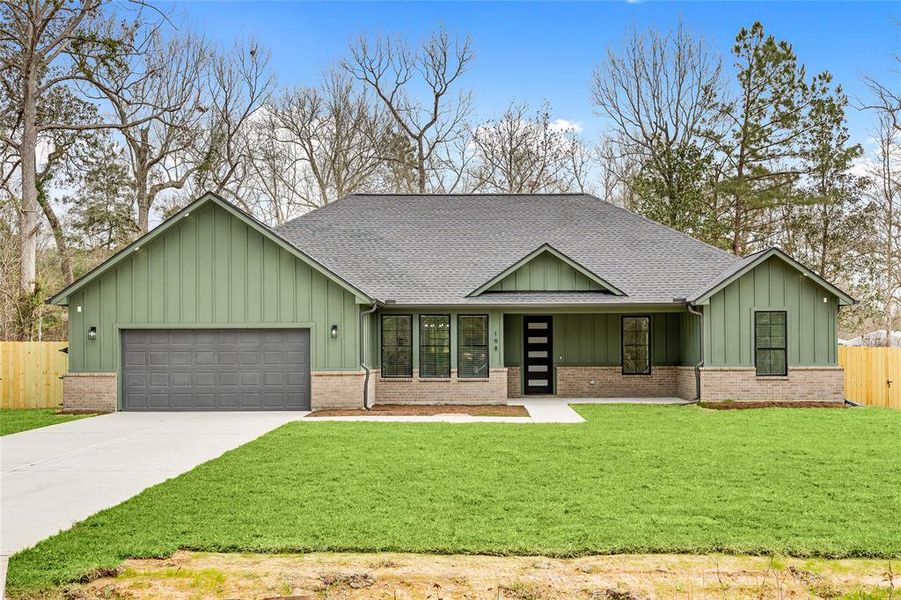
[{"x1": 549, "y1": 118, "x2": 583, "y2": 134}]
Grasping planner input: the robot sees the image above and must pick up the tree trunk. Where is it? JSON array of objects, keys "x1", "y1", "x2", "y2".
[
  {"x1": 35, "y1": 190, "x2": 74, "y2": 285},
  {"x1": 133, "y1": 141, "x2": 151, "y2": 233},
  {"x1": 19, "y1": 67, "x2": 39, "y2": 296},
  {"x1": 416, "y1": 141, "x2": 427, "y2": 193}
]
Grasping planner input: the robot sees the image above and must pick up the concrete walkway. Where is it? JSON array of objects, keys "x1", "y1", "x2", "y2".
[{"x1": 1, "y1": 411, "x2": 303, "y2": 594}]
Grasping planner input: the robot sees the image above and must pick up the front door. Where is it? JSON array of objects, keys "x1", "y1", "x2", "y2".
[{"x1": 523, "y1": 316, "x2": 553, "y2": 394}]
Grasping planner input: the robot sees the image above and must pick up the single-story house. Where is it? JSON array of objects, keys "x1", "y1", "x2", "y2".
[{"x1": 50, "y1": 192, "x2": 853, "y2": 412}]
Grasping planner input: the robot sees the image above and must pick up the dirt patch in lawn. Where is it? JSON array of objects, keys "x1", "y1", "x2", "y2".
[
  {"x1": 698, "y1": 401, "x2": 848, "y2": 410},
  {"x1": 72, "y1": 551, "x2": 896, "y2": 599},
  {"x1": 308, "y1": 404, "x2": 529, "y2": 417}
]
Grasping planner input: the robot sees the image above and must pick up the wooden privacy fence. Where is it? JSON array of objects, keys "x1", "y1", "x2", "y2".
[
  {"x1": 0, "y1": 341, "x2": 69, "y2": 409},
  {"x1": 838, "y1": 346, "x2": 901, "y2": 409}
]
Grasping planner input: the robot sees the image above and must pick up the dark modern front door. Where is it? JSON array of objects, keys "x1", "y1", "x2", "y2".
[{"x1": 523, "y1": 316, "x2": 553, "y2": 394}]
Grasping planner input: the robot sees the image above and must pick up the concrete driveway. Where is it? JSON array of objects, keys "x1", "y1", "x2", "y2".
[{"x1": 1, "y1": 411, "x2": 303, "y2": 590}]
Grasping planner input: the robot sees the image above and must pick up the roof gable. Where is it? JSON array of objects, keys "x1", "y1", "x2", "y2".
[
  {"x1": 49, "y1": 192, "x2": 374, "y2": 306},
  {"x1": 691, "y1": 247, "x2": 855, "y2": 306},
  {"x1": 469, "y1": 244, "x2": 625, "y2": 297}
]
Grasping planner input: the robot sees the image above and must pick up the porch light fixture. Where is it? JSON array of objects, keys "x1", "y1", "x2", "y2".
[
  {"x1": 88, "y1": 326, "x2": 97, "y2": 341},
  {"x1": 330, "y1": 324, "x2": 339, "y2": 339}
]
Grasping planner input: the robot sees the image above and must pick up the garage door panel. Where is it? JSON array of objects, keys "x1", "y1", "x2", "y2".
[
  {"x1": 195, "y1": 331, "x2": 218, "y2": 344},
  {"x1": 170, "y1": 372, "x2": 191, "y2": 387},
  {"x1": 148, "y1": 393, "x2": 170, "y2": 408},
  {"x1": 240, "y1": 351, "x2": 261, "y2": 365},
  {"x1": 195, "y1": 372, "x2": 215, "y2": 386},
  {"x1": 150, "y1": 372, "x2": 170, "y2": 387},
  {"x1": 194, "y1": 393, "x2": 215, "y2": 408},
  {"x1": 241, "y1": 372, "x2": 261, "y2": 386},
  {"x1": 122, "y1": 329, "x2": 310, "y2": 411}
]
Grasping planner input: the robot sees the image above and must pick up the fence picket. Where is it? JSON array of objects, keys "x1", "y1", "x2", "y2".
[{"x1": 0, "y1": 342, "x2": 68, "y2": 409}]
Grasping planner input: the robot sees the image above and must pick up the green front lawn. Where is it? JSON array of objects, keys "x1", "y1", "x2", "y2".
[
  {"x1": 8, "y1": 405, "x2": 901, "y2": 597},
  {"x1": 0, "y1": 408, "x2": 94, "y2": 436}
]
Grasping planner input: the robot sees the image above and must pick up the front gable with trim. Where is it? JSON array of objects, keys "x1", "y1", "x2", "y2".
[
  {"x1": 62, "y1": 196, "x2": 363, "y2": 376},
  {"x1": 701, "y1": 253, "x2": 842, "y2": 367},
  {"x1": 470, "y1": 244, "x2": 625, "y2": 296}
]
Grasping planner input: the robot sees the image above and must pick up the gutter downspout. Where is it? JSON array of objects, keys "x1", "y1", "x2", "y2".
[
  {"x1": 360, "y1": 303, "x2": 378, "y2": 410},
  {"x1": 686, "y1": 303, "x2": 704, "y2": 402}
]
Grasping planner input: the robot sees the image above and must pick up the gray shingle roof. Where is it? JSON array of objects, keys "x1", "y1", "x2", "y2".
[{"x1": 276, "y1": 193, "x2": 741, "y2": 306}]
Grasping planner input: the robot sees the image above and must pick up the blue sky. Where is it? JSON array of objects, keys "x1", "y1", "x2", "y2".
[{"x1": 167, "y1": 1, "x2": 899, "y2": 147}]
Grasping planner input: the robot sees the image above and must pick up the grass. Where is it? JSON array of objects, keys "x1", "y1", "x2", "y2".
[
  {"x1": 0, "y1": 408, "x2": 95, "y2": 436},
  {"x1": 7, "y1": 404, "x2": 901, "y2": 597}
]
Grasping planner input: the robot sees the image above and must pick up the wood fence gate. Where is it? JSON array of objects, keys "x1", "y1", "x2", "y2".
[{"x1": 838, "y1": 346, "x2": 901, "y2": 409}]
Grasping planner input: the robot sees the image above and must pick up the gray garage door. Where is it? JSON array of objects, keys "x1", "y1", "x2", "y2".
[{"x1": 122, "y1": 329, "x2": 310, "y2": 411}]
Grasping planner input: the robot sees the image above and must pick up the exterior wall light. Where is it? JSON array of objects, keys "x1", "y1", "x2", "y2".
[
  {"x1": 88, "y1": 326, "x2": 97, "y2": 341},
  {"x1": 330, "y1": 324, "x2": 339, "y2": 339}
]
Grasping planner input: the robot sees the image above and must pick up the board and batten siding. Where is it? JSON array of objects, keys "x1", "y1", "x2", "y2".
[
  {"x1": 703, "y1": 255, "x2": 838, "y2": 367},
  {"x1": 66, "y1": 202, "x2": 360, "y2": 373},
  {"x1": 488, "y1": 252, "x2": 607, "y2": 292},
  {"x1": 503, "y1": 312, "x2": 689, "y2": 368}
]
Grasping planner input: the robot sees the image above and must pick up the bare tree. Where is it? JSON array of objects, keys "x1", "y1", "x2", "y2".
[
  {"x1": 868, "y1": 109, "x2": 901, "y2": 343},
  {"x1": 267, "y1": 70, "x2": 386, "y2": 210},
  {"x1": 595, "y1": 136, "x2": 639, "y2": 208},
  {"x1": 239, "y1": 114, "x2": 309, "y2": 224},
  {"x1": 343, "y1": 28, "x2": 474, "y2": 192},
  {"x1": 191, "y1": 39, "x2": 275, "y2": 208},
  {"x1": 591, "y1": 20, "x2": 722, "y2": 177},
  {"x1": 470, "y1": 101, "x2": 585, "y2": 193},
  {"x1": 861, "y1": 49, "x2": 901, "y2": 134},
  {"x1": 81, "y1": 22, "x2": 211, "y2": 232}
]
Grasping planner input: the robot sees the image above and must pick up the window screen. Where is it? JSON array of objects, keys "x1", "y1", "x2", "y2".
[
  {"x1": 420, "y1": 315, "x2": 451, "y2": 378},
  {"x1": 755, "y1": 311, "x2": 787, "y2": 376},
  {"x1": 457, "y1": 315, "x2": 489, "y2": 378},
  {"x1": 381, "y1": 315, "x2": 412, "y2": 377},
  {"x1": 622, "y1": 316, "x2": 651, "y2": 375}
]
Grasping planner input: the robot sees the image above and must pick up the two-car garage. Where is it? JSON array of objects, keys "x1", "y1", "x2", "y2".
[{"x1": 121, "y1": 329, "x2": 311, "y2": 411}]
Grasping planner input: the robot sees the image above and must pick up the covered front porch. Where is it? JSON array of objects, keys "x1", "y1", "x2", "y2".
[{"x1": 501, "y1": 311, "x2": 700, "y2": 401}]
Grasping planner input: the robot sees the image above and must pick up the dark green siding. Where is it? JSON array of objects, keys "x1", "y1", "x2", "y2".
[
  {"x1": 67, "y1": 202, "x2": 360, "y2": 373},
  {"x1": 680, "y1": 311, "x2": 701, "y2": 367},
  {"x1": 503, "y1": 312, "x2": 685, "y2": 367},
  {"x1": 488, "y1": 251, "x2": 606, "y2": 292},
  {"x1": 703, "y1": 256, "x2": 838, "y2": 367}
]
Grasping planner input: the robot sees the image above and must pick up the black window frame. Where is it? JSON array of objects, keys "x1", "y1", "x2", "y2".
[
  {"x1": 621, "y1": 315, "x2": 651, "y2": 375},
  {"x1": 419, "y1": 314, "x2": 451, "y2": 378},
  {"x1": 754, "y1": 310, "x2": 788, "y2": 377},
  {"x1": 457, "y1": 314, "x2": 490, "y2": 379},
  {"x1": 380, "y1": 314, "x2": 413, "y2": 378}
]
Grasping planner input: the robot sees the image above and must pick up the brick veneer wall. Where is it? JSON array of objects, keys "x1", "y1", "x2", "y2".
[
  {"x1": 311, "y1": 371, "x2": 365, "y2": 409},
  {"x1": 374, "y1": 368, "x2": 509, "y2": 405},
  {"x1": 555, "y1": 366, "x2": 681, "y2": 397},
  {"x1": 506, "y1": 367, "x2": 521, "y2": 399},
  {"x1": 700, "y1": 366, "x2": 844, "y2": 403},
  {"x1": 62, "y1": 373, "x2": 117, "y2": 412},
  {"x1": 675, "y1": 366, "x2": 697, "y2": 401}
]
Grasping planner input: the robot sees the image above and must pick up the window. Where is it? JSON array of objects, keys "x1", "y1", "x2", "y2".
[
  {"x1": 458, "y1": 315, "x2": 489, "y2": 378},
  {"x1": 622, "y1": 316, "x2": 651, "y2": 375},
  {"x1": 755, "y1": 311, "x2": 787, "y2": 376},
  {"x1": 420, "y1": 315, "x2": 451, "y2": 378},
  {"x1": 381, "y1": 315, "x2": 412, "y2": 377}
]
